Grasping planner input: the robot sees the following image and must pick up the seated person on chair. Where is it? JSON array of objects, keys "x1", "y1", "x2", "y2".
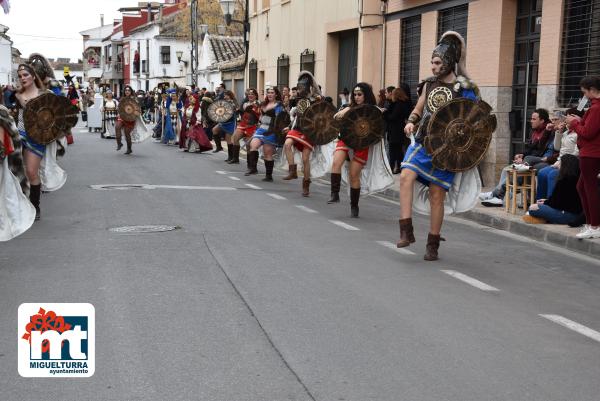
[{"x1": 480, "y1": 108, "x2": 554, "y2": 206}]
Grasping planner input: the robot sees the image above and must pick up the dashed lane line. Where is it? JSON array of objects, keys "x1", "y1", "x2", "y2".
[
  {"x1": 266, "y1": 193, "x2": 286, "y2": 200},
  {"x1": 216, "y1": 171, "x2": 228, "y2": 175},
  {"x1": 376, "y1": 240, "x2": 416, "y2": 255},
  {"x1": 295, "y1": 205, "x2": 318, "y2": 214},
  {"x1": 540, "y1": 314, "x2": 600, "y2": 343},
  {"x1": 229, "y1": 176, "x2": 241, "y2": 181},
  {"x1": 441, "y1": 270, "x2": 500, "y2": 292},
  {"x1": 245, "y1": 184, "x2": 262, "y2": 190},
  {"x1": 328, "y1": 220, "x2": 360, "y2": 231}
]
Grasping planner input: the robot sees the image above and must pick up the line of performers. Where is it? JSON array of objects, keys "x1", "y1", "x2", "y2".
[{"x1": 1, "y1": 54, "x2": 77, "y2": 241}]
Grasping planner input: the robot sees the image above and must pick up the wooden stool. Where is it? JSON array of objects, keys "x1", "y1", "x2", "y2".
[{"x1": 505, "y1": 168, "x2": 536, "y2": 214}]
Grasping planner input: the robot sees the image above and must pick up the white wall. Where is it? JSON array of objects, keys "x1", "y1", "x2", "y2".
[{"x1": 0, "y1": 38, "x2": 12, "y2": 85}]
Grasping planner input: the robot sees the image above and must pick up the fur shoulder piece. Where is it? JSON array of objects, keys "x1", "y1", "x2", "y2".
[{"x1": 454, "y1": 75, "x2": 480, "y2": 97}]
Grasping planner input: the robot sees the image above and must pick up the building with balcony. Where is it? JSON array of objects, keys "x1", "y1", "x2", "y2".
[{"x1": 80, "y1": 22, "x2": 114, "y2": 87}]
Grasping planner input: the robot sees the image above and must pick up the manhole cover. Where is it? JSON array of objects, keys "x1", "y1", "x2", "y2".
[
  {"x1": 90, "y1": 184, "x2": 149, "y2": 190},
  {"x1": 109, "y1": 225, "x2": 181, "y2": 233}
]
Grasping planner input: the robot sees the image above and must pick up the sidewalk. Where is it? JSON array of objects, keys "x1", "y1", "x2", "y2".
[{"x1": 234, "y1": 143, "x2": 600, "y2": 259}]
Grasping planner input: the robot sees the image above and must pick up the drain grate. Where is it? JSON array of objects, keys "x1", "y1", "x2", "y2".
[
  {"x1": 90, "y1": 184, "x2": 149, "y2": 190},
  {"x1": 109, "y1": 225, "x2": 180, "y2": 233}
]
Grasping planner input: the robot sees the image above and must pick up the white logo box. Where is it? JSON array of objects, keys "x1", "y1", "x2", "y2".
[{"x1": 18, "y1": 303, "x2": 95, "y2": 378}]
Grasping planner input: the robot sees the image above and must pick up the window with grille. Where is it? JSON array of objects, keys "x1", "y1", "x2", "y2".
[
  {"x1": 249, "y1": 59, "x2": 258, "y2": 89},
  {"x1": 558, "y1": 0, "x2": 600, "y2": 107},
  {"x1": 277, "y1": 54, "x2": 289, "y2": 91},
  {"x1": 401, "y1": 15, "x2": 421, "y2": 103},
  {"x1": 300, "y1": 49, "x2": 315, "y2": 76},
  {"x1": 161, "y1": 46, "x2": 171, "y2": 64},
  {"x1": 437, "y1": 4, "x2": 469, "y2": 41}
]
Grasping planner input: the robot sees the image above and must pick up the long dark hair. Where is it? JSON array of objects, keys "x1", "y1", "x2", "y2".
[
  {"x1": 262, "y1": 86, "x2": 282, "y2": 107},
  {"x1": 16, "y1": 64, "x2": 44, "y2": 92},
  {"x1": 557, "y1": 154, "x2": 580, "y2": 182},
  {"x1": 350, "y1": 82, "x2": 377, "y2": 107},
  {"x1": 123, "y1": 85, "x2": 134, "y2": 97}
]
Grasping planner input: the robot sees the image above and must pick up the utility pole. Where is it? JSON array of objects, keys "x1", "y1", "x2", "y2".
[{"x1": 190, "y1": 0, "x2": 198, "y2": 87}]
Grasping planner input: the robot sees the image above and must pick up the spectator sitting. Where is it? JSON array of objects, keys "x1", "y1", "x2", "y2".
[
  {"x1": 536, "y1": 108, "x2": 582, "y2": 200},
  {"x1": 523, "y1": 154, "x2": 582, "y2": 224},
  {"x1": 480, "y1": 108, "x2": 554, "y2": 206}
]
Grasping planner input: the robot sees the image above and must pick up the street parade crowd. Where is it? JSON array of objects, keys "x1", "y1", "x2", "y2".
[{"x1": 2, "y1": 31, "x2": 600, "y2": 259}]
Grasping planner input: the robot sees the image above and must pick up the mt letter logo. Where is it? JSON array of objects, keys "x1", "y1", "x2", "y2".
[{"x1": 18, "y1": 303, "x2": 95, "y2": 377}]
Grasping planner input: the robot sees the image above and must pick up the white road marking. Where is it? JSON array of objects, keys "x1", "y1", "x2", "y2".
[
  {"x1": 540, "y1": 314, "x2": 600, "y2": 343},
  {"x1": 89, "y1": 184, "x2": 236, "y2": 191},
  {"x1": 245, "y1": 183, "x2": 262, "y2": 190},
  {"x1": 295, "y1": 205, "x2": 318, "y2": 214},
  {"x1": 376, "y1": 240, "x2": 416, "y2": 255},
  {"x1": 266, "y1": 193, "x2": 286, "y2": 200},
  {"x1": 441, "y1": 270, "x2": 500, "y2": 292},
  {"x1": 216, "y1": 171, "x2": 228, "y2": 175},
  {"x1": 329, "y1": 220, "x2": 360, "y2": 231},
  {"x1": 229, "y1": 176, "x2": 241, "y2": 181}
]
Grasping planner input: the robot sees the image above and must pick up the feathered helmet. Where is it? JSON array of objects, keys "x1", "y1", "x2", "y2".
[
  {"x1": 432, "y1": 31, "x2": 468, "y2": 78},
  {"x1": 296, "y1": 70, "x2": 321, "y2": 97},
  {"x1": 27, "y1": 53, "x2": 55, "y2": 81}
]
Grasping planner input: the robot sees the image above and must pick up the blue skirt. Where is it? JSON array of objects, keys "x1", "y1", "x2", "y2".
[
  {"x1": 218, "y1": 120, "x2": 236, "y2": 134},
  {"x1": 19, "y1": 130, "x2": 45, "y2": 158},
  {"x1": 401, "y1": 143, "x2": 455, "y2": 190},
  {"x1": 252, "y1": 128, "x2": 278, "y2": 146}
]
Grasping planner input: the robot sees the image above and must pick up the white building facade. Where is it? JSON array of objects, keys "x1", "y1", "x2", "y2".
[{"x1": 0, "y1": 24, "x2": 13, "y2": 85}]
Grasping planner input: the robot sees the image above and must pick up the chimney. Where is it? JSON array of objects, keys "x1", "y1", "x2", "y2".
[
  {"x1": 147, "y1": 3, "x2": 152, "y2": 23},
  {"x1": 100, "y1": 14, "x2": 104, "y2": 26}
]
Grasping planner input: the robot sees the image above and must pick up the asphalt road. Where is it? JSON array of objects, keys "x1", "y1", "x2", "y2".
[{"x1": 1, "y1": 124, "x2": 600, "y2": 401}]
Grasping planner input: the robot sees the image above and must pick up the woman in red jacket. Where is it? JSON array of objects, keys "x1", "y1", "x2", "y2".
[{"x1": 566, "y1": 76, "x2": 600, "y2": 239}]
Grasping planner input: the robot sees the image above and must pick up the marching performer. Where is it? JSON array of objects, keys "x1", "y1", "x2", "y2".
[
  {"x1": 282, "y1": 71, "x2": 321, "y2": 196},
  {"x1": 183, "y1": 94, "x2": 212, "y2": 153},
  {"x1": 328, "y1": 82, "x2": 385, "y2": 217},
  {"x1": 162, "y1": 89, "x2": 183, "y2": 146},
  {"x1": 245, "y1": 86, "x2": 284, "y2": 180},
  {"x1": 101, "y1": 90, "x2": 118, "y2": 139},
  {"x1": 398, "y1": 31, "x2": 484, "y2": 261},
  {"x1": 115, "y1": 85, "x2": 138, "y2": 154},
  {"x1": 213, "y1": 91, "x2": 238, "y2": 161},
  {"x1": 0, "y1": 105, "x2": 36, "y2": 240},
  {"x1": 229, "y1": 88, "x2": 260, "y2": 164}
]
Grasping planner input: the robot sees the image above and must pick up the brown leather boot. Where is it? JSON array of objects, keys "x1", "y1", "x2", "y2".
[
  {"x1": 424, "y1": 233, "x2": 443, "y2": 261},
  {"x1": 283, "y1": 164, "x2": 298, "y2": 180},
  {"x1": 396, "y1": 218, "x2": 415, "y2": 248},
  {"x1": 302, "y1": 179, "x2": 311, "y2": 197}
]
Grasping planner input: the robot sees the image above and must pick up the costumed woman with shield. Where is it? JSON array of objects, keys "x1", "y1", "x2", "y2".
[
  {"x1": 245, "y1": 86, "x2": 285, "y2": 181},
  {"x1": 328, "y1": 82, "x2": 393, "y2": 217},
  {"x1": 398, "y1": 31, "x2": 495, "y2": 261},
  {"x1": 115, "y1": 86, "x2": 140, "y2": 154},
  {"x1": 229, "y1": 88, "x2": 260, "y2": 164},
  {"x1": 212, "y1": 91, "x2": 239, "y2": 161},
  {"x1": 281, "y1": 71, "x2": 324, "y2": 197}
]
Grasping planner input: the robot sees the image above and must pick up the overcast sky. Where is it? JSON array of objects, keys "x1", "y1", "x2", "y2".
[{"x1": 0, "y1": 0, "x2": 143, "y2": 61}]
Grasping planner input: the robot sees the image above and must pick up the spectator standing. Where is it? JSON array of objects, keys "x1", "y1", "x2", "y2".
[
  {"x1": 383, "y1": 87, "x2": 411, "y2": 174},
  {"x1": 566, "y1": 76, "x2": 600, "y2": 239}
]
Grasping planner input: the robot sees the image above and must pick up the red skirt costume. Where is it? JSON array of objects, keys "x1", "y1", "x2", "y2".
[
  {"x1": 286, "y1": 130, "x2": 314, "y2": 152},
  {"x1": 238, "y1": 104, "x2": 261, "y2": 138},
  {"x1": 335, "y1": 139, "x2": 369, "y2": 165},
  {"x1": 116, "y1": 117, "x2": 136, "y2": 130}
]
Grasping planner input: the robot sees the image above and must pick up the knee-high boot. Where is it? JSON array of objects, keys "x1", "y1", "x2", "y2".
[
  {"x1": 29, "y1": 184, "x2": 41, "y2": 220},
  {"x1": 350, "y1": 187, "x2": 360, "y2": 218},
  {"x1": 262, "y1": 160, "x2": 274, "y2": 182},
  {"x1": 228, "y1": 145, "x2": 240, "y2": 164},
  {"x1": 245, "y1": 151, "x2": 259, "y2": 175},
  {"x1": 225, "y1": 143, "x2": 233, "y2": 162},
  {"x1": 213, "y1": 133, "x2": 222, "y2": 152},
  {"x1": 125, "y1": 134, "x2": 133, "y2": 154},
  {"x1": 327, "y1": 173, "x2": 341, "y2": 203}
]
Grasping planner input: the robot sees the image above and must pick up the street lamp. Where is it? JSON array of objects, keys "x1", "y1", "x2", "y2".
[
  {"x1": 176, "y1": 50, "x2": 183, "y2": 63},
  {"x1": 199, "y1": 24, "x2": 209, "y2": 41},
  {"x1": 219, "y1": 0, "x2": 236, "y2": 26},
  {"x1": 217, "y1": 25, "x2": 227, "y2": 35}
]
